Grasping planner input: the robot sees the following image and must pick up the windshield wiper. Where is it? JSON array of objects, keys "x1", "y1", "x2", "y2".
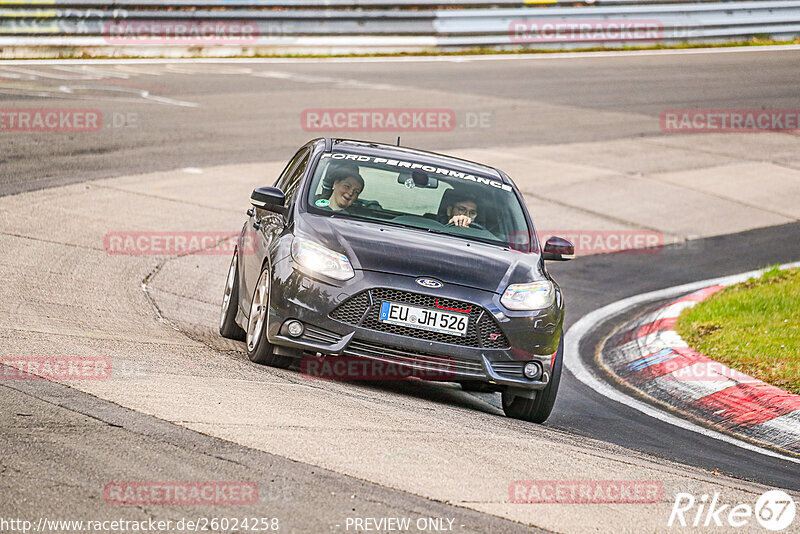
[
  {"x1": 424, "y1": 227, "x2": 452, "y2": 237},
  {"x1": 424, "y1": 226, "x2": 508, "y2": 248}
]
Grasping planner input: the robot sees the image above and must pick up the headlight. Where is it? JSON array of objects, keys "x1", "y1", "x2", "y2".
[
  {"x1": 291, "y1": 237, "x2": 354, "y2": 281},
  {"x1": 500, "y1": 281, "x2": 554, "y2": 310}
]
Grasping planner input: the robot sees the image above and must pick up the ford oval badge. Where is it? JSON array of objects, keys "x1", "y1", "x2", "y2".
[{"x1": 416, "y1": 278, "x2": 443, "y2": 289}]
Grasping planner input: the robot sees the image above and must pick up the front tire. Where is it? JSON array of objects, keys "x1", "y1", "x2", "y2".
[
  {"x1": 245, "y1": 264, "x2": 291, "y2": 368},
  {"x1": 219, "y1": 250, "x2": 246, "y2": 341},
  {"x1": 501, "y1": 334, "x2": 563, "y2": 424}
]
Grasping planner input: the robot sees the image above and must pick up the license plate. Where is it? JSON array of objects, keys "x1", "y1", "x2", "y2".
[{"x1": 379, "y1": 301, "x2": 468, "y2": 337}]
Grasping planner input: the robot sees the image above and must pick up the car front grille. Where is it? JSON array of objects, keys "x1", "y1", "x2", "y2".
[
  {"x1": 330, "y1": 288, "x2": 510, "y2": 349},
  {"x1": 328, "y1": 291, "x2": 370, "y2": 326}
]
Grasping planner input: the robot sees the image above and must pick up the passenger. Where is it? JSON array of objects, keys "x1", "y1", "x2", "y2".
[
  {"x1": 440, "y1": 194, "x2": 479, "y2": 228},
  {"x1": 324, "y1": 168, "x2": 364, "y2": 211}
]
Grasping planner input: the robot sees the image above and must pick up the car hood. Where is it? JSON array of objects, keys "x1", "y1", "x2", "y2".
[{"x1": 297, "y1": 215, "x2": 545, "y2": 293}]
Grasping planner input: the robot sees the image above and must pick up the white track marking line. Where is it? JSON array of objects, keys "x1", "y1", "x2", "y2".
[
  {"x1": 658, "y1": 300, "x2": 698, "y2": 319},
  {"x1": 253, "y1": 70, "x2": 399, "y2": 91},
  {"x1": 0, "y1": 83, "x2": 199, "y2": 107},
  {"x1": 1, "y1": 44, "x2": 799, "y2": 66},
  {"x1": 650, "y1": 370, "x2": 739, "y2": 402},
  {"x1": 137, "y1": 92, "x2": 199, "y2": 108},
  {"x1": 564, "y1": 260, "x2": 800, "y2": 465},
  {"x1": 164, "y1": 64, "x2": 255, "y2": 75},
  {"x1": 757, "y1": 411, "x2": 800, "y2": 448},
  {"x1": 1, "y1": 66, "x2": 102, "y2": 80},
  {"x1": 0, "y1": 69, "x2": 37, "y2": 80},
  {"x1": 111, "y1": 64, "x2": 166, "y2": 76},
  {"x1": 0, "y1": 88, "x2": 68, "y2": 98},
  {"x1": 53, "y1": 65, "x2": 131, "y2": 79}
]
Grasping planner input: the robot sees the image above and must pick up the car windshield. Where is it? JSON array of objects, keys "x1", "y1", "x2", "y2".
[{"x1": 306, "y1": 152, "x2": 535, "y2": 252}]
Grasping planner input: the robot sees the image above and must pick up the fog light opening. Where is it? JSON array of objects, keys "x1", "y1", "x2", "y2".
[
  {"x1": 523, "y1": 361, "x2": 543, "y2": 380},
  {"x1": 286, "y1": 320, "x2": 304, "y2": 338}
]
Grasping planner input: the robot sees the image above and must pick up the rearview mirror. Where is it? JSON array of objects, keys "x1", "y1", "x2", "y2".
[
  {"x1": 250, "y1": 186, "x2": 286, "y2": 214},
  {"x1": 397, "y1": 170, "x2": 439, "y2": 189},
  {"x1": 542, "y1": 236, "x2": 574, "y2": 261}
]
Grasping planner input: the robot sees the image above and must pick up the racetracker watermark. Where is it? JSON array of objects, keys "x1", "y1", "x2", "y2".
[
  {"x1": 300, "y1": 356, "x2": 456, "y2": 381},
  {"x1": 509, "y1": 230, "x2": 665, "y2": 254},
  {"x1": 1, "y1": 109, "x2": 101, "y2": 132},
  {"x1": 661, "y1": 360, "x2": 773, "y2": 382},
  {"x1": 0, "y1": 517, "x2": 279, "y2": 533},
  {"x1": 104, "y1": 482, "x2": 258, "y2": 506},
  {"x1": 103, "y1": 21, "x2": 258, "y2": 44},
  {"x1": 661, "y1": 110, "x2": 800, "y2": 133},
  {"x1": 509, "y1": 19, "x2": 663, "y2": 43},
  {"x1": 509, "y1": 480, "x2": 664, "y2": 504},
  {"x1": 1, "y1": 357, "x2": 111, "y2": 381},
  {"x1": 1, "y1": 109, "x2": 139, "y2": 132},
  {"x1": 301, "y1": 109, "x2": 458, "y2": 132},
  {"x1": 104, "y1": 231, "x2": 255, "y2": 256}
]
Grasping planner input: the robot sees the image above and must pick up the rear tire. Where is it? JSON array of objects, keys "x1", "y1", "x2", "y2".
[
  {"x1": 245, "y1": 264, "x2": 292, "y2": 369},
  {"x1": 501, "y1": 334, "x2": 563, "y2": 424},
  {"x1": 219, "y1": 250, "x2": 246, "y2": 341}
]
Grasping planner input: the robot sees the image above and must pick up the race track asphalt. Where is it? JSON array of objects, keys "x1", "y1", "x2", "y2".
[
  {"x1": 2, "y1": 49, "x2": 799, "y2": 532},
  {"x1": 3, "y1": 47, "x2": 800, "y2": 194}
]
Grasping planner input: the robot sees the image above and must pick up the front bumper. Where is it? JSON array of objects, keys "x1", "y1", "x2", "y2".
[{"x1": 265, "y1": 258, "x2": 563, "y2": 391}]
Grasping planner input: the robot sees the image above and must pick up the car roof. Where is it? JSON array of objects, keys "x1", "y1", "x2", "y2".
[{"x1": 323, "y1": 138, "x2": 510, "y2": 184}]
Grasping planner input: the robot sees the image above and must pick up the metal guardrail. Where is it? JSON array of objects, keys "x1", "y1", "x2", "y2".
[
  {"x1": 0, "y1": 0, "x2": 798, "y2": 54},
  {"x1": 0, "y1": 0, "x2": 780, "y2": 6}
]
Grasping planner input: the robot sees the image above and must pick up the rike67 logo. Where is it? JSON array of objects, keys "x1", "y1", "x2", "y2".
[{"x1": 669, "y1": 490, "x2": 796, "y2": 531}]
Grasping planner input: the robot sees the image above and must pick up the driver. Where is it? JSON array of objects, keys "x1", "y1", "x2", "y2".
[
  {"x1": 440, "y1": 193, "x2": 479, "y2": 228},
  {"x1": 323, "y1": 168, "x2": 364, "y2": 211}
]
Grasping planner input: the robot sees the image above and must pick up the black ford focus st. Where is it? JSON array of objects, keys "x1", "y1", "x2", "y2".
[{"x1": 220, "y1": 138, "x2": 574, "y2": 423}]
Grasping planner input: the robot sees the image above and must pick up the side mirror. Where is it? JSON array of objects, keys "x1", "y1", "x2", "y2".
[
  {"x1": 251, "y1": 186, "x2": 286, "y2": 214},
  {"x1": 542, "y1": 236, "x2": 574, "y2": 261}
]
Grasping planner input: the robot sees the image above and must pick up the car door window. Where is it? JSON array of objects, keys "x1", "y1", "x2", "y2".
[
  {"x1": 282, "y1": 149, "x2": 310, "y2": 206},
  {"x1": 275, "y1": 148, "x2": 308, "y2": 190}
]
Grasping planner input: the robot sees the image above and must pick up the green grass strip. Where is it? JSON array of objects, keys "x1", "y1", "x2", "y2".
[{"x1": 676, "y1": 266, "x2": 800, "y2": 395}]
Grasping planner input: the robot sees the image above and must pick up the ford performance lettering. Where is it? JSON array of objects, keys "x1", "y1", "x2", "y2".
[{"x1": 320, "y1": 153, "x2": 513, "y2": 192}]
